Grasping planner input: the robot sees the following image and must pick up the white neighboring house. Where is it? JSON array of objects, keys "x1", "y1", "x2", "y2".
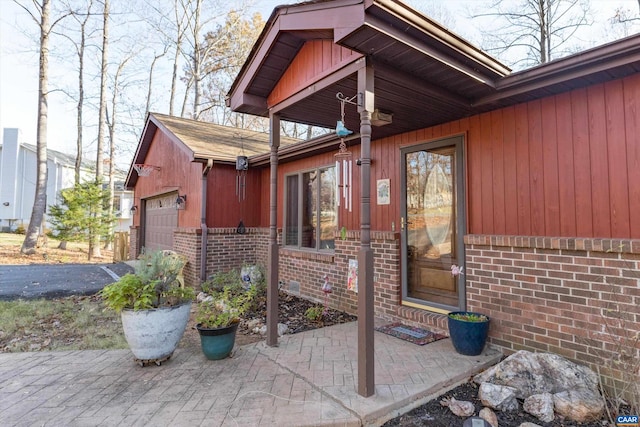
[{"x1": 0, "y1": 128, "x2": 133, "y2": 233}]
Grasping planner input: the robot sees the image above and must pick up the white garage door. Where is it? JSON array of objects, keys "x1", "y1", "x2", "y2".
[{"x1": 143, "y1": 193, "x2": 178, "y2": 252}]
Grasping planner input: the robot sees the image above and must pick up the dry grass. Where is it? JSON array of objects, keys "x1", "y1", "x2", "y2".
[
  {"x1": 0, "y1": 232, "x2": 114, "y2": 265},
  {"x1": 0, "y1": 296, "x2": 128, "y2": 352}
]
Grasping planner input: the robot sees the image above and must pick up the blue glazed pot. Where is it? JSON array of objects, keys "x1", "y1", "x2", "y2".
[
  {"x1": 196, "y1": 322, "x2": 239, "y2": 360},
  {"x1": 447, "y1": 312, "x2": 490, "y2": 356}
]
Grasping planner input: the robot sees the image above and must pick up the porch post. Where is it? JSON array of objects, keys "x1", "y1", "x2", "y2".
[
  {"x1": 357, "y1": 63, "x2": 375, "y2": 397},
  {"x1": 267, "y1": 112, "x2": 280, "y2": 347}
]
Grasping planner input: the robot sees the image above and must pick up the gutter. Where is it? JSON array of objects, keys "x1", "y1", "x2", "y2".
[{"x1": 200, "y1": 159, "x2": 213, "y2": 282}]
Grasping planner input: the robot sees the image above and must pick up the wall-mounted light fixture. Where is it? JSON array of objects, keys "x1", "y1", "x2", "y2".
[
  {"x1": 2, "y1": 202, "x2": 9, "y2": 207},
  {"x1": 130, "y1": 205, "x2": 138, "y2": 214},
  {"x1": 176, "y1": 195, "x2": 187, "y2": 210}
]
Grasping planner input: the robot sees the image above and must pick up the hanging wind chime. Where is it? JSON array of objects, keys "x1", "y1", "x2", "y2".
[
  {"x1": 335, "y1": 92, "x2": 355, "y2": 212},
  {"x1": 235, "y1": 136, "x2": 248, "y2": 234}
]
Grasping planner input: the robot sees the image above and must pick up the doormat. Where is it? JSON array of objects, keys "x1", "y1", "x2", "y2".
[{"x1": 375, "y1": 322, "x2": 448, "y2": 346}]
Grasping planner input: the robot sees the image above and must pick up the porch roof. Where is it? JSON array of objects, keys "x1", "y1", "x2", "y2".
[{"x1": 227, "y1": 0, "x2": 640, "y2": 140}]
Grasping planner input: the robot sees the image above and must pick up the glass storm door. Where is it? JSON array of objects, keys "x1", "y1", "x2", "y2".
[{"x1": 401, "y1": 136, "x2": 465, "y2": 311}]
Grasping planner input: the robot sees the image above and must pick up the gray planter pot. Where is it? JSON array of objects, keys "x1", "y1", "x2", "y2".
[{"x1": 121, "y1": 301, "x2": 191, "y2": 363}]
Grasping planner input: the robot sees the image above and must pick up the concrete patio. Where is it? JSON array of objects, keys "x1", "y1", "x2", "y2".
[{"x1": 0, "y1": 321, "x2": 502, "y2": 426}]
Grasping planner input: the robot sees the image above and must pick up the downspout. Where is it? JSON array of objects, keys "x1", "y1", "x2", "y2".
[{"x1": 200, "y1": 159, "x2": 213, "y2": 282}]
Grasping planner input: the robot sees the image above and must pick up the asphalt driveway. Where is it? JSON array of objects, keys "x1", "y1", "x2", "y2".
[{"x1": 0, "y1": 263, "x2": 133, "y2": 300}]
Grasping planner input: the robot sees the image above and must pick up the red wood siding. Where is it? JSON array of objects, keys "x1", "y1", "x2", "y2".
[
  {"x1": 267, "y1": 40, "x2": 362, "y2": 107},
  {"x1": 206, "y1": 165, "x2": 261, "y2": 228},
  {"x1": 263, "y1": 74, "x2": 640, "y2": 239},
  {"x1": 133, "y1": 131, "x2": 202, "y2": 228}
]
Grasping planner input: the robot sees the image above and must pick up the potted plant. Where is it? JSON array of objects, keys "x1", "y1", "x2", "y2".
[
  {"x1": 447, "y1": 311, "x2": 490, "y2": 356},
  {"x1": 196, "y1": 286, "x2": 250, "y2": 360},
  {"x1": 100, "y1": 250, "x2": 194, "y2": 365},
  {"x1": 195, "y1": 267, "x2": 266, "y2": 360}
]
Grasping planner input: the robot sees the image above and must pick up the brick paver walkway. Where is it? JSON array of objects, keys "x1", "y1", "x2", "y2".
[{"x1": 0, "y1": 321, "x2": 501, "y2": 426}]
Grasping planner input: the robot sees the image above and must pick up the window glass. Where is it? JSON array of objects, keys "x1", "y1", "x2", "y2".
[
  {"x1": 319, "y1": 168, "x2": 336, "y2": 249},
  {"x1": 285, "y1": 175, "x2": 298, "y2": 246},
  {"x1": 302, "y1": 171, "x2": 317, "y2": 248},
  {"x1": 285, "y1": 166, "x2": 336, "y2": 250}
]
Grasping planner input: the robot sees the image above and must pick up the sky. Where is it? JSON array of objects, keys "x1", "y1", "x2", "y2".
[{"x1": 0, "y1": 0, "x2": 638, "y2": 169}]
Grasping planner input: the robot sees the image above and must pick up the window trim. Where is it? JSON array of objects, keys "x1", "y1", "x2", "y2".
[{"x1": 283, "y1": 165, "x2": 337, "y2": 252}]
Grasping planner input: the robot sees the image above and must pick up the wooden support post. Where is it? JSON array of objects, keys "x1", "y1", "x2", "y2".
[
  {"x1": 267, "y1": 112, "x2": 280, "y2": 347},
  {"x1": 357, "y1": 64, "x2": 375, "y2": 397}
]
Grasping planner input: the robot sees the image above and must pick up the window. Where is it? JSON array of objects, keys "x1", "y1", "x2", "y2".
[{"x1": 285, "y1": 166, "x2": 337, "y2": 250}]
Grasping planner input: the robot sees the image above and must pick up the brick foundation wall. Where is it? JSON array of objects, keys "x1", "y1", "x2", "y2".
[
  {"x1": 129, "y1": 226, "x2": 140, "y2": 260},
  {"x1": 465, "y1": 235, "x2": 640, "y2": 397},
  {"x1": 204, "y1": 228, "x2": 262, "y2": 279},
  {"x1": 173, "y1": 228, "x2": 201, "y2": 289},
  {"x1": 277, "y1": 231, "x2": 403, "y2": 322}
]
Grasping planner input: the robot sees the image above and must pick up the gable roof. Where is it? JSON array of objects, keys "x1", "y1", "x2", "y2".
[
  {"x1": 125, "y1": 113, "x2": 301, "y2": 188},
  {"x1": 228, "y1": 0, "x2": 640, "y2": 140}
]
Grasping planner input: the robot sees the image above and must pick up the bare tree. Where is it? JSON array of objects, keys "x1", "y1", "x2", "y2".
[
  {"x1": 141, "y1": 0, "x2": 189, "y2": 116},
  {"x1": 92, "y1": 0, "x2": 109, "y2": 258},
  {"x1": 471, "y1": 0, "x2": 592, "y2": 68},
  {"x1": 105, "y1": 53, "x2": 134, "y2": 249},
  {"x1": 56, "y1": 0, "x2": 97, "y2": 185},
  {"x1": 145, "y1": 46, "x2": 169, "y2": 114},
  {"x1": 15, "y1": 0, "x2": 72, "y2": 255},
  {"x1": 611, "y1": 0, "x2": 640, "y2": 27}
]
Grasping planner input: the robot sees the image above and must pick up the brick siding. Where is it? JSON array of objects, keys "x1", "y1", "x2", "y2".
[
  {"x1": 465, "y1": 235, "x2": 640, "y2": 397},
  {"x1": 129, "y1": 226, "x2": 140, "y2": 261},
  {"x1": 277, "y1": 230, "x2": 404, "y2": 324}
]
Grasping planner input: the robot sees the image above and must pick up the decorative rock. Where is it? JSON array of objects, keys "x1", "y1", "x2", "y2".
[
  {"x1": 474, "y1": 350, "x2": 600, "y2": 399},
  {"x1": 479, "y1": 382, "x2": 519, "y2": 412},
  {"x1": 246, "y1": 318, "x2": 263, "y2": 330},
  {"x1": 196, "y1": 292, "x2": 213, "y2": 303},
  {"x1": 523, "y1": 392, "x2": 554, "y2": 423},
  {"x1": 440, "y1": 397, "x2": 475, "y2": 417},
  {"x1": 553, "y1": 389, "x2": 605, "y2": 422},
  {"x1": 277, "y1": 323, "x2": 289, "y2": 336},
  {"x1": 257, "y1": 323, "x2": 289, "y2": 337},
  {"x1": 479, "y1": 407, "x2": 498, "y2": 427},
  {"x1": 518, "y1": 423, "x2": 542, "y2": 427}
]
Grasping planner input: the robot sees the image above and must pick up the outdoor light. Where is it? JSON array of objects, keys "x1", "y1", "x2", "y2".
[
  {"x1": 130, "y1": 205, "x2": 138, "y2": 214},
  {"x1": 2, "y1": 202, "x2": 9, "y2": 206},
  {"x1": 176, "y1": 195, "x2": 187, "y2": 210}
]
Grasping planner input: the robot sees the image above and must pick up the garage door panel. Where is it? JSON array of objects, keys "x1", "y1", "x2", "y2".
[{"x1": 144, "y1": 193, "x2": 178, "y2": 252}]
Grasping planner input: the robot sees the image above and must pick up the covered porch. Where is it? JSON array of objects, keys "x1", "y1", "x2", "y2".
[{"x1": 227, "y1": 0, "x2": 509, "y2": 398}]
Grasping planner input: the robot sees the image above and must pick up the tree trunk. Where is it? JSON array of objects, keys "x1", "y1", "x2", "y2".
[
  {"x1": 21, "y1": 0, "x2": 51, "y2": 255},
  {"x1": 74, "y1": 9, "x2": 89, "y2": 185},
  {"x1": 93, "y1": 0, "x2": 110, "y2": 259},
  {"x1": 192, "y1": 0, "x2": 202, "y2": 119}
]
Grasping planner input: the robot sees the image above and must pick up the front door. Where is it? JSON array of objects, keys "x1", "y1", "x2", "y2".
[{"x1": 401, "y1": 136, "x2": 465, "y2": 312}]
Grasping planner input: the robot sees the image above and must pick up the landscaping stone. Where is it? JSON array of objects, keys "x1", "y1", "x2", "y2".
[
  {"x1": 523, "y1": 393, "x2": 554, "y2": 423},
  {"x1": 479, "y1": 382, "x2": 519, "y2": 412}
]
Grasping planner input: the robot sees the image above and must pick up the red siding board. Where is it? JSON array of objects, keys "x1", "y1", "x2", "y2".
[
  {"x1": 515, "y1": 103, "x2": 532, "y2": 235},
  {"x1": 480, "y1": 112, "x2": 495, "y2": 233},
  {"x1": 541, "y1": 96, "x2": 560, "y2": 236},
  {"x1": 491, "y1": 110, "x2": 506, "y2": 235},
  {"x1": 528, "y1": 100, "x2": 545, "y2": 235},
  {"x1": 571, "y1": 88, "x2": 594, "y2": 236},
  {"x1": 555, "y1": 92, "x2": 577, "y2": 236},
  {"x1": 605, "y1": 80, "x2": 631, "y2": 238},
  {"x1": 502, "y1": 106, "x2": 519, "y2": 234},
  {"x1": 625, "y1": 75, "x2": 640, "y2": 238},
  {"x1": 468, "y1": 114, "x2": 483, "y2": 233},
  {"x1": 587, "y1": 84, "x2": 611, "y2": 237}
]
